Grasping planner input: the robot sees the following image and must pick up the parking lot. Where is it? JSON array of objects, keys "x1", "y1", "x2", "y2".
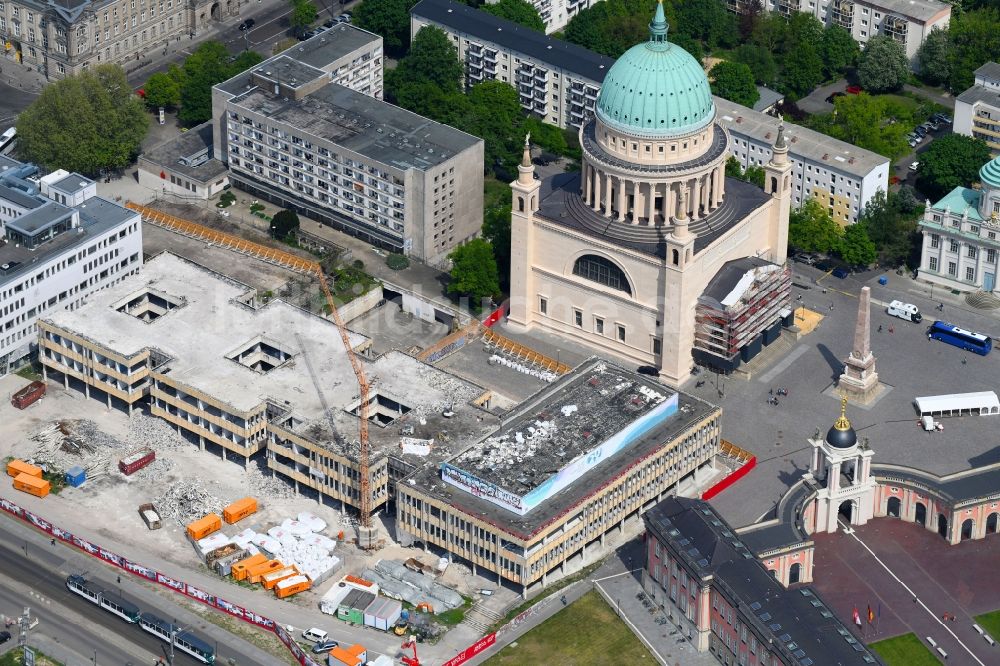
[{"x1": 701, "y1": 263, "x2": 1000, "y2": 528}]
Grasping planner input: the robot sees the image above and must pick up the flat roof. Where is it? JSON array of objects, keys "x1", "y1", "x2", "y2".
[
  {"x1": 43, "y1": 252, "x2": 496, "y2": 464},
  {"x1": 956, "y1": 83, "x2": 1000, "y2": 108},
  {"x1": 0, "y1": 183, "x2": 45, "y2": 210},
  {"x1": 140, "y1": 122, "x2": 228, "y2": 184},
  {"x1": 288, "y1": 24, "x2": 382, "y2": 70},
  {"x1": 7, "y1": 200, "x2": 73, "y2": 235},
  {"x1": 914, "y1": 392, "x2": 1000, "y2": 414},
  {"x1": 225, "y1": 82, "x2": 481, "y2": 171},
  {"x1": 410, "y1": 0, "x2": 615, "y2": 84},
  {"x1": 52, "y1": 173, "x2": 94, "y2": 194},
  {"x1": 975, "y1": 62, "x2": 1000, "y2": 82},
  {"x1": 714, "y1": 97, "x2": 889, "y2": 176},
  {"x1": 405, "y1": 360, "x2": 719, "y2": 539},
  {"x1": 646, "y1": 497, "x2": 880, "y2": 666},
  {"x1": 857, "y1": 0, "x2": 950, "y2": 22}
]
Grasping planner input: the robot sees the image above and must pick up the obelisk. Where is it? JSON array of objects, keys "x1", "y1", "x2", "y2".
[{"x1": 838, "y1": 286, "x2": 879, "y2": 401}]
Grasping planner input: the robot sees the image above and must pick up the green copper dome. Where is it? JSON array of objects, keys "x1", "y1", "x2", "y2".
[
  {"x1": 595, "y1": 1, "x2": 715, "y2": 137},
  {"x1": 981, "y1": 155, "x2": 1000, "y2": 189}
]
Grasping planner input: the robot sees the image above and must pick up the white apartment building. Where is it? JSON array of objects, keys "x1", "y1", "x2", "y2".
[
  {"x1": 0, "y1": 156, "x2": 142, "y2": 375},
  {"x1": 728, "y1": 0, "x2": 950, "y2": 63},
  {"x1": 212, "y1": 26, "x2": 483, "y2": 267},
  {"x1": 411, "y1": 0, "x2": 611, "y2": 129},
  {"x1": 715, "y1": 98, "x2": 890, "y2": 225},
  {"x1": 482, "y1": 0, "x2": 598, "y2": 33},
  {"x1": 918, "y1": 155, "x2": 1000, "y2": 293},
  {"x1": 955, "y1": 63, "x2": 1000, "y2": 157}
]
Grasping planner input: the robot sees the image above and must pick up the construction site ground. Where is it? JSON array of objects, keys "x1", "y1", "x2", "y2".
[
  {"x1": 0, "y1": 374, "x2": 522, "y2": 663},
  {"x1": 349, "y1": 306, "x2": 451, "y2": 357}
]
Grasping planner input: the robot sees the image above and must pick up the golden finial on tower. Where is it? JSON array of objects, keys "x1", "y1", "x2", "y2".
[{"x1": 834, "y1": 395, "x2": 852, "y2": 431}]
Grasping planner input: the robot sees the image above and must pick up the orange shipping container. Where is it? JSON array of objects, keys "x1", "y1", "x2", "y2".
[
  {"x1": 328, "y1": 644, "x2": 367, "y2": 666},
  {"x1": 13, "y1": 472, "x2": 50, "y2": 498},
  {"x1": 186, "y1": 513, "x2": 222, "y2": 541},
  {"x1": 261, "y1": 566, "x2": 299, "y2": 590},
  {"x1": 7, "y1": 459, "x2": 42, "y2": 478},
  {"x1": 246, "y1": 559, "x2": 283, "y2": 584},
  {"x1": 231, "y1": 553, "x2": 267, "y2": 581},
  {"x1": 274, "y1": 574, "x2": 311, "y2": 599},
  {"x1": 223, "y1": 497, "x2": 257, "y2": 524}
]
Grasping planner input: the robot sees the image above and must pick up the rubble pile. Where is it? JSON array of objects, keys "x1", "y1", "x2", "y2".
[
  {"x1": 132, "y1": 457, "x2": 175, "y2": 481},
  {"x1": 246, "y1": 462, "x2": 296, "y2": 500},
  {"x1": 155, "y1": 482, "x2": 226, "y2": 525},
  {"x1": 28, "y1": 420, "x2": 130, "y2": 480},
  {"x1": 126, "y1": 412, "x2": 188, "y2": 450}
]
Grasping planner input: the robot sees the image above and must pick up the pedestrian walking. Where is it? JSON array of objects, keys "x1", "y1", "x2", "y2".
[
  {"x1": 888, "y1": 325, "x2": 894, "y2": 334},
  {"x1": 877, "y1": 325, "x2": 882, "y2": 333}
]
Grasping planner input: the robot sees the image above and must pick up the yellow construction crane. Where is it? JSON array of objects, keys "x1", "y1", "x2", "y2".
[{"x1": 313, "y1": 265, "x2": 376, "y2": 548}]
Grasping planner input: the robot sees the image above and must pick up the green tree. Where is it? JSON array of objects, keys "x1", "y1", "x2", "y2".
[
  {"x1": 780, "y1": 42, "x2": 823, "y2": 99},
  {"x1": 859, "y1": 189, "x2": 922, "y2": 266},
  {"x1": 947, "y1": 9, "x2": 1000, "y2": 91},
  {"x1": 738, "y1": 0, "x2": 764, "y2": 41},
  {"x1": 270, "y1": 209, "x2": 300, "y2": 239},
  {"x1": 290, "y1": 0, "x2": 318, "y2": 35},
  {"x1": 178, "y1": 41, "x2": 263, "y2": 126},
  {"x1": 395, "y1": 26, "x2": 464, "y2": 92},
  {"x1": 143, "y1": 71, "x2": 182, "y2": 110},
  {"x1": 710, "y1": 61, "x2": 759, "y2": 108},
  {"x1": 17, "y1": 64, "x2": 148, "y2": 176},
  {"x1": 448, "y1": 238, "x2": 501, "y2": 304},
  {"x1": 464, "y1": 81, "x2": 526, "y2": 174},
  {"x1": 390, "y1": 79, "x2": 470, "y2": 124},
  {"x1": 788, "y1": 198, "x2": 843, "y2": 253},
  {"x1": 563, "y1": 0, "x2": 662, "y2": 58},
  {"x1": 916, "y1": 26, "x2": 952, "y2": 86},
  {"x1": 809, "y1": 93, "x2": 910, "y2": 160},
  {"x1": 916, "y1": 134, "x2": 993, "y2": 200},
  {"x1": 785, "y1": 12, "x2": 824, "y2": 49},
  {"x1": 724, "y1": 156, "x2": 765, "y2": 188},
  {"x1": 750, "y1": 13, "x2": 788, "y2": 53},
  {"x1": 838, "y1": 223, "x2": 877, "y2": 266},
  {"x1": 819, "y1": 25, "x2": 859, "y2": 79},
  {"x1": 732, "y1": 43, "x2": 778, "y2": 87},
  {"x1": 482, "y1": 0, "x2": 545, "y2": 31},
  {"x1": 857, "y1": 36, "x2": 908, "y2": 93},
  {"x1": 354, "y1": 0, "x2": 418, "y2": 57},
  {"x1": 675, "y1": 0, "x2": 738, "y2": 48},
  {"x1": 483, "y1": 200, "x2": 512, "y2": 289}
]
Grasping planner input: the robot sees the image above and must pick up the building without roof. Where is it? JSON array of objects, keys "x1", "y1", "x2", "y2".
[
  {"x1": 39, "y1": 252, "x2": 498, "y2": 511},
  {"x1": 917, "y1": 155, "x2": 1000, "y2": 293},
  {"x1": 955, "y1": 63, "x2": 1000, "y2": 156},
  {"x1": 211, "y1": 24, "x2": 484, "y2": 267},
  {"x1": 412, "y1": 0, "x2": 888, "y2": 225},
  {"x1": 728, "y1": 0, "x2": 949, "y2": 63},
  {"x1": 397, "y1": 358, "x2": 721, "y2": 596},
  {"x1": 0, "y1": 0, "x2": 235, "y2": 80},
  {"x1": 644, "y1": 496, "x2": 884, "y2": 665},
  {"x1": 0, "y1": 156, "x2": 142, "y2": 376}
]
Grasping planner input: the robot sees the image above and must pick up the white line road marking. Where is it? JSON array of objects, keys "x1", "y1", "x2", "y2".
[
  {"x1": 840, "y1": 520, "x2": 986, "y2": 666},
  {"x1": 756, "y1": 344, "x2": 809, "y2": 384},
  {"x1": 592, "y1": 569, "x2": 641, "y2": 583}
]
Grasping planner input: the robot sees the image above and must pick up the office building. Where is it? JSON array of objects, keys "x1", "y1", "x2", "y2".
[
  {"x1": 917, "y1": 154, "x2": 1000, "y2": 293},
  {"x1": 0, "y1": 0, "x2": 232, "y2": 79},
  {"x1": 955, "y1": 63, "x2": 1000, "y2": 156},
  {"x1": 0, "y1": 156, "x2": 142, "y2": 375},
  {"x1": 411, "y1": 0, "x2": 611, "y2": 128},
  {"x1": 413, "y1": 0, "x2": 888, "y2": 224},
  {"x1": 728, "y1": 0, "x2": 950, "y2": 63},
  {"x1": 211, "y1": 26, "x2": 484, "y2": 267}
]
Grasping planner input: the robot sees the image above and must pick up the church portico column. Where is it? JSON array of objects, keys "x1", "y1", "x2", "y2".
[
  {"x1": 584, "y1": 163, "x2": 593, "y2": 202},
  {"x1": 700, "y1": 174, "x2": 710, "y2": 212},
  {"x1": 646, "y1": 181, "x2": 656, "y2": 223},
  {"x1": 592, "y1": 170, "x2": 602, "y2": 211},
  {"x1": 690, "y1": 178, "x2": 701, "y2": 220},
  {"x1": 711, "y1": 167, "x2": 722, "y2": 209},
  {"x1": 617, "y1": 178, "x2": 627, "y2": 221},
  {"x1": 604, "y1": 172, "x2": 613, "y2": 217},
  {"x1": 631, "y1": 181, "x2": 640, "y2": 223}
]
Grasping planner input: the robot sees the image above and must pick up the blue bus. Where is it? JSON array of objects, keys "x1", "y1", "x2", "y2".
[{"x1": 927, "y1": 321, "x2": 992, "y2": 355}]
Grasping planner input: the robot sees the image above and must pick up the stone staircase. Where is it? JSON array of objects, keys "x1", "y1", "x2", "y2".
[{"x1": 461, "y1": 601, "x2": 505, "y2": 633}]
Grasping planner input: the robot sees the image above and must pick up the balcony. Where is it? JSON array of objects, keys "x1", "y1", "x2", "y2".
[
  {"x1": 883, "y1": 15, "x2": 907, "y2": 44},
  {"x1": 831, "y1": 0, "x2": 853, "y2": 29},
  {"x1": 776, "y1": 0, "x2": 799, "y2": 16}
]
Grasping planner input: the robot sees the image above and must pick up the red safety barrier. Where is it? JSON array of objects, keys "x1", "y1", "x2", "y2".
[
  {"x1": 701, "y1": 455, "x2": 757, "y2": 501},
  {"x1": 442, "y1": 632, "x2": 497, "y2": 666},
  {"x1": 482, "y1": 302, "x2": 507, "y2": 328}
]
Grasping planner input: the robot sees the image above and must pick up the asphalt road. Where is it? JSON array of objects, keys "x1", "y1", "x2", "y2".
[{"x1": 0, "y1": 516, "x2": 268, "y2": 666}]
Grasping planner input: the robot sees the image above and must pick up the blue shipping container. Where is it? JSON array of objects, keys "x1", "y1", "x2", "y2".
[{"x1": 65, "y1": 466, "x2": 86, "y2": 487}]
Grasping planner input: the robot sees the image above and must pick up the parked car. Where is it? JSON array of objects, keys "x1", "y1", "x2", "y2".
[
  {"x1": 312, "y1": 640, "x2": 339, "y2": 654},
  {"x1": 0, "y1": 631, "x2": 11, "y2": 644},
  {"x1": 935, "y1": 113, "x2": 953, "y2": 124},
  {"x1": 302, "y1": 628, "x2": 329, "y2": 643},
  {"x1": 832, "y1": 267, "x2": 850, "y2": 279},
  {"x1": 336, "y1": 14, "x2": 350, "y2": 22},
  {"x1": 909, "y1": 161, "x2": 920, "y2": 172},
  {"x1": 637, "y1": 365, "x2": 659, "y2": 377},
  {"x1": 846, "y1": 85, "x2": 862, "y2": 95},
  {"x1": 323, "y1": 18, "x2": 336, "y2": 27},
  {"x1": 341, "y1": 11, "x2": 352, "y2": 18},
  {"x1": 815, "y1": 260, "x2": 833, "y2": 272},
  {"x1": 238, "y1": 18, "x2": 255, "y2": 30},
  {"x1": 914, "y1": 127, "x2": 927, "y2": 138},
  {"x1": 793, "y1": 252, "x2": 816, "y2": 264}
]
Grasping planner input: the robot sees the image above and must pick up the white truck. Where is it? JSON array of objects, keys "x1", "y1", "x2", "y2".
[{"x1": 887, "y1": 300, "x2": 922, "y2": 323}]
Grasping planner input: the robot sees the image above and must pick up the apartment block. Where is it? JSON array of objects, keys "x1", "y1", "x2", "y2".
[
  {"x1": 212, "y1": 26, "x2": 484, "y2": 267},
  {"x1": 715, "y1": 98, "x2": 890, "y2": 225},
  {"x1": 0, "y1": 157, "x2": 142, "y2": 375},
  {"x1": 480, "y1": 0, "x2": 598, "y2": 34},
  {"x1": 411, "y1": 0, "x2": 612, "y2": 129},
  {"x1": 729, "y1": 0, "x2": 950, "y2": 62},
  {"x1": 396, "y1": 359, "x2": 720, "y2": 596},
  {"x1": 0, "y1": 0, "x2": 231, "y2": 80},
  {"x1": 955, "y1": 63, "x2": 1000, "y2": 156}
]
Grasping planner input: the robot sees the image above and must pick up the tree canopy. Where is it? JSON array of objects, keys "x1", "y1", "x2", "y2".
[
  {"x1": 838, "y1": 223, "x2": 877, "y2": 266},
  {"x1": 271, "y1": 209, "x2": 300, "y2": 239},
  {"x1": 392, "y1": 26, "x2": 464, "y2": 92},
  {"x1": 859, "y1": 188, "x2": 923, "y2": 267},
  {"x1": 857, "y1": 36, "x2": 909, "y2": 93},
  {"x1": 806, "y1": 93, "x2": 910, "y2": 160},
  {"x1": 819, "y1": 25, "x2": 859, "y2": 79},
  {"x1": 17, "y1": 64, "x2": 148, "y2": 176},
  {"x1": 481, "y1": 0, "x2": 545, "y2": 31},
  {"x1": 448, "y1": 238, "x2": 501, "y2": 305},
  {"x1": 176, "y1": 41, "x2": 263, "y2": 126},
  {"x1": 915, "y1": 26, "x2": 951, "y2": 87},
  {"x1": 788, "y1": 198, "x2": 843, "y2": 254},
  {"x1": 354, "y1": 0, "x2": 419, "y2": 57},
  {"x1": 710, "y1": 61, "x2": 759, "y2": 108},
  {"x1": 947, "y1": 8, "x2": 1000, "y2": 91},
  {"x1": 143, "y1": 70, "x2": 182, "y2": 110},
  {"x1": 290, "y1": 0, "x2": 318, "y2": 35},
  {"x1": 731, "y1": 44, "x2": 777, "y2": 88},
  {"x1": 916, "y1": 134, "x2": 993, "y2": 201}
]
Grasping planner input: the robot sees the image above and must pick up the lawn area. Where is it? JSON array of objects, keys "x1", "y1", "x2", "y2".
[
  {"x1": 0, "y1": 648, "x2": 62, "y2": 665},
  {"x1": 870, "y1": 633, "x2": 941, "y2": 666},
  {"x1": 974, "y1": 609, "x2": 1000, "y2": 642},
  {"x1": 483, "y1": 589, "x2": 654, "y2": 666}
]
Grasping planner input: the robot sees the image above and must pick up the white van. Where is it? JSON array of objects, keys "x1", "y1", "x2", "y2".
[
  {"x1": 887, "y1": 300, "x2": 922, "y2": 322},
  {"x1": 302, "y1": 628, "x2": 329, "y2": 643}
]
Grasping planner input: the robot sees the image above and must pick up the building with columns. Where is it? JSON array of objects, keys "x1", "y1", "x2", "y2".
[
  {"x1": 507, "y1": 3, "x2": 793, "y2": 384},
  {"x1": 917, "y1": 154, "x2": 1000, "y2": 293}
]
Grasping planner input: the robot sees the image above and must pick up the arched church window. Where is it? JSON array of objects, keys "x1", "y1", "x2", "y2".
[{"x1": 572, "y1": 255, "x2": 632, "y2": 295}]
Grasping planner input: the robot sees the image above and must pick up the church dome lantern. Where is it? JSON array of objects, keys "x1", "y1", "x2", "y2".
[{"x1": 826, "y1": 398, "x2": 858, "y2": 449}]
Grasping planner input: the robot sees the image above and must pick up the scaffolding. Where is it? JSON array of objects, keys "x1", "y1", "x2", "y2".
[{"x1": 694, "y1": 264, "x2": 791, "y2": 364}]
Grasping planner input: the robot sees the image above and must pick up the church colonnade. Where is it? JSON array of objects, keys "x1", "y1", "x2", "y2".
[{"x1": 581, "y1": 161, "x2": 726, "y2": 224}]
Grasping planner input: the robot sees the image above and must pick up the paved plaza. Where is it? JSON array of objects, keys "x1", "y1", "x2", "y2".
[
  {"x1": 810, "y1": 518, "x2": 1000, "y2": 663},
  {"x1": 702, "y1": 263, "x2": 1000, "y2": 528}
]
